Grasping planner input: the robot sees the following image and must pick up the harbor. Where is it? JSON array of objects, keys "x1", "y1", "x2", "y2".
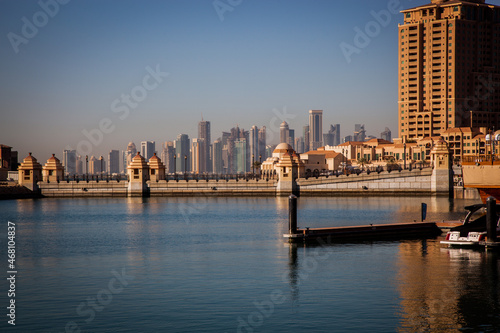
[
  {"x1": 2, "y1": 195, "x2": 499, "y2": 332},
  {"x1": 284, "y1": 194, "x2": 500, "y2": 250}
]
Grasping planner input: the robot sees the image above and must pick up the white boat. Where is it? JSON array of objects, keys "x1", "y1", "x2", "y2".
[
  {"x1": 440, "y1": 204, "x2": 500, "y2": 247},
  {"x1": 441, "y1": 231, "x2": 487, "y2": 246}
]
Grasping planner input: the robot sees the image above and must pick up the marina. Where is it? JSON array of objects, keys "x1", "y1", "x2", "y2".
[{"x1": 1, "y1": 195, "x2": 499, "y2": 332}]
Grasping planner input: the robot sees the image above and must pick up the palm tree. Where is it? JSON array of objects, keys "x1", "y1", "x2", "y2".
[{"x1": 357, "y1": 157, "x2": 369, "y2": 171}]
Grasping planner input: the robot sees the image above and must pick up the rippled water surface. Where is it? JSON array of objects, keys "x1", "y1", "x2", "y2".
[{"x1": 0, "y1": 196, "x2": 498, "y2": 332}]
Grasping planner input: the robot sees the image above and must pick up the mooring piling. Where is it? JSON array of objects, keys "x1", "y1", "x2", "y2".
[
  {"x1": 289, "y1": 194, "x2": 297, "y2": 235},
  {"x1": 487, "y1": 196, "x2": 498, "y2": 243}
]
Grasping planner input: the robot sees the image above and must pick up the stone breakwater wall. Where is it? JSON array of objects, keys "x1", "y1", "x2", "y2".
[
  {"x1": 23, "y1": 169, "x2": 445, "y2": 198},
  {"x1": 37, "y1": 179, "x2": 278, "y2": 197},
  {"x1": 148, "y1": 179, "x2": 277, "y2": 197},
  {"x1": 298, "y1": 169, "x2": 437, "y2": 196},
  {"x1": 39, "y1": 180, "x2": 128, "y2": 197}
]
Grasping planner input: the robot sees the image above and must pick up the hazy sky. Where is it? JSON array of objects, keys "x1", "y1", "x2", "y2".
[{"x1": 0, "y1": 0, "x2": 442, "y2": 160}]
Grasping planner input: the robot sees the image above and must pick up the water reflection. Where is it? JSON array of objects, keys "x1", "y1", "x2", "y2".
[
  {"x1": 286, "y1": 244, "x2": 299, "y2": 305},
  {"x1": 397, "y1": 241, "x2": 500, "y2": 331}
]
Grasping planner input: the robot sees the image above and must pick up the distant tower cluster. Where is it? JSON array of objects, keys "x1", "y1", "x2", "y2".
[
  {"x1": 108, "y1": 150, "x2": 120, "y2": 174},
  {"x1": 323, "y1": 124, "x2": 341, "y2": 146},
  {"x1": 381, "y1": 127, "x2": 392, "y2": 142},
  {"x1": 354, "y1": 124, "x2": 366, "y2": 142},
  {"x1": 309, "y1": 110, "x2": 323, "y2": 150},
  {"x1": 280, "y1": 121, "x2": 289, "y2": 144},
  {"x1": 198, "y1": 119, "x2": 211, "y2": 173},
  {"x1": 141, "y1": 141, "x2": 155, "y2": 160}
]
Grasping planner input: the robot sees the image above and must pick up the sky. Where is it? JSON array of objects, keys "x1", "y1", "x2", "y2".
[{"x1": 0, "y1": 0, "x2": 438, "y2": 160}]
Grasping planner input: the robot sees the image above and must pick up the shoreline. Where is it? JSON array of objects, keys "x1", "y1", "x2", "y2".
[{"x1": 0, "y1": 184, "x2": 479, "y2": 200}]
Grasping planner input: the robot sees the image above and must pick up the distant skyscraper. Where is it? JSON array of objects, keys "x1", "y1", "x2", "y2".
[
  {"x1": 222, "y1": 145, "x2": 229, "y2": 174},
  {"x1": 89, "y1": 156, "x2": 98, "y2": 174},
  {"x1": 234, "y1": 139, "x2": 247, "y2": 173},
  {"x1": 288, "y1": 129, "x2": 295, "y2": 150},
  {"x1": 191, "y1": 138, "x2": 205, "y2": 173},
  {"x1": 212, "y1": 140, "x2": 223, "y2": 174},
  {"x1": 198, "y1": 119, "x2": 211, "y2": 172},
  {"x1": 108, "y1": 150, "x2": 120, "y2": 174},
  {"x1": 295, "y1": 137, "x2": 304, "y2": 154},
  {"x1": 343, "y1": 135, "x2": 353, "y2": 143},
  {"x1": 123, "y1": 142, "x2": 137, "y2": 172},
  {"x1": 62, "y1": 149, "x2": 76, "y2": 176},
  {"x1": 226, "y1": 125, "x2": 249, "y2": 173},
  {"x1": 161, "y1": 141, "x2": 176, "y2": 174},
  {"x1": 381, "y1": 128, "x2": 392, "y2": 142},
  {"x1": 280, "y1": 121, "x2": 289, "y2": 144},
  {"x1": 258, "y1": 126, "x2": 266, "y2": 160},
  {"x1": 174, "y1": 134, "x2": 190, "y2": 172},
  {"x1": 265, "y1": 145, "x2": 274, "y2": 159},
  {"x1": 354, "y1": 124, "x2": 366, "y2": 142},
  {"x1": 76, "y1": 155, "x2": 83, "y2": 175},
  {"x1": 332, "y1": 124, "x2": 341, "y2": 146},
  {"x1": 221, "y1": 132, "x2": 230, "y2": 147},
  {"x1": 309, "y1": 110, "x2": 323, "y2": 150},
  {"x1": 303, "y1": 125, "x2": 310, "y2": 152},
  {"x1": 141, "y1": 141, "x2": 155, "y2": 160},
  {"x1": 323, "y1": 133, "x2": 334, "y2": 147},
  {"x1": 250, "y1": 126, "x2": 259, "y2": 164}
]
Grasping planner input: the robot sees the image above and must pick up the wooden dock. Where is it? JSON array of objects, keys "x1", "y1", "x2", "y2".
[
  {"x1": 284, "y1": 195, "x2": 445, "y2": 243},
  {"x1": 283, "y1": 222, "x2": 442, "y2": 243}
]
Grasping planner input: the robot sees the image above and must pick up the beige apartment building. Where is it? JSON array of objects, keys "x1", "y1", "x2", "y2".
[{"x1": 398, "y1": 0, "x2": 500, "y2": 140}]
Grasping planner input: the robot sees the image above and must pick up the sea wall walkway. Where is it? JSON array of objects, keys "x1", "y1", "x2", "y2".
[
  {"x1": 298, "y1": 168, "x2": 434, "y2": 196},
  {"x1": 31, "y1": 168, "x2": 446, "y2": 198}
]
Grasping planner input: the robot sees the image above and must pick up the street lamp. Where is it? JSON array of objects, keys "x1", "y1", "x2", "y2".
[
  {"x1": 252, "y1": 154, "x2": 255, "y2": 176},
  {"x1": 85, "y1": 155, "x2": 88, "y2": 181},
  {"x1": 173, "y1": 154, "x2": 177, "y2": 174},
  {"x1": 403, "y1": 142, "x2": 407, "y2": 170},
  {"x1": 184, "y1": 155, "x2": 187, "y2": 176},
  {"x1": 99, "y1": 156, "x2": 103, "y2": 180},
  {"x1": 486, "y1": 129, "x2": 499, "y2": 163}
]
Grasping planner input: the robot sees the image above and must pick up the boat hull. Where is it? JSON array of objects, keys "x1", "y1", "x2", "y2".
[{"x1": 462, "y1": 162, "x2": 500, "y2": 203}]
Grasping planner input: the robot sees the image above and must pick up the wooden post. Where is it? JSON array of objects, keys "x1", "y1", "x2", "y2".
[
  {"x1": 487, "y1": 196, "x2": 497, "y2": 242},
  {"x1": 289, "y1": 194, "x2": 297, "y2": 234}
]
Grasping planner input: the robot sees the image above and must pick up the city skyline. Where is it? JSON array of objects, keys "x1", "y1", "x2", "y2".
[{"x1": 0, "y1": 0, "x2": 436, "y2": 159}]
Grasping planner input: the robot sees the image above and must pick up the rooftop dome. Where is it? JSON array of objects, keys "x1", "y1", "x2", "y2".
[
  {"x1": 127, "y1": 142, "x2": 136, "y2": 150},
  {"x1": 274, "y1": 143, "x2": 293, "y2": 152}
]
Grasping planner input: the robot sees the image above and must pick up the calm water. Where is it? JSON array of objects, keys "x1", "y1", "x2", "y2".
[{"x1": 0, "y1": 196, "x2": 499, "y2": 332}]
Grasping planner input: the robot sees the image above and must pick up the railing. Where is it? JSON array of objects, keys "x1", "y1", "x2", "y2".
[{"x1": 462, "y1": 155, "x2": 500, "y2": 165}]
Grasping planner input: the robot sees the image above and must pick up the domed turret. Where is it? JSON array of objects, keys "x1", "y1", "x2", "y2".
[
  {"x1": 42, "y1": 154, "x2": 64, "y2": 182},
  {"x1": 19, "y1": 153, "x2": 43, "y2": 191},
  {"x1": 148, "y1": 153, "x2": 165, "y2": 181}
]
